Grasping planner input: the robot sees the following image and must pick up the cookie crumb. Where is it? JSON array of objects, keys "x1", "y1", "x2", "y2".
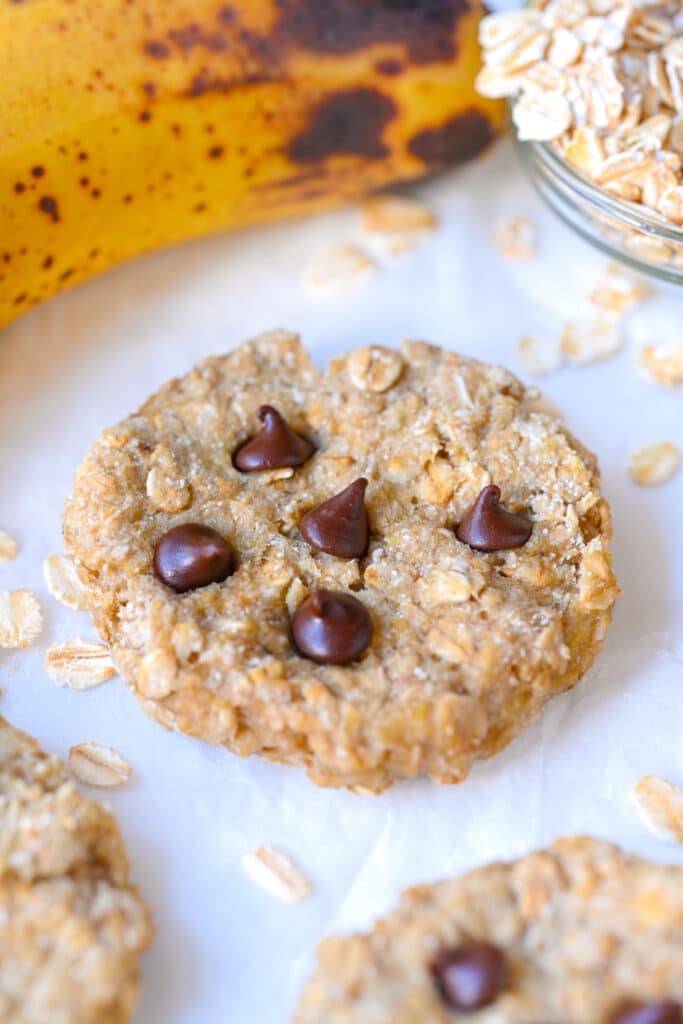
[
  {"x1": 306, "y1": 243, "x2": 377, "y2": 294},
  {"x1": 45, "y1": 640, "x2": 117, "y2": 690},
  {"x1": 69, "y1": 742, "x2": 131, "y2": 788},
  {"x1": 495, "y1": 215, "x2": 537, "y2": 260},
  {"x1": 636, "y1": 343, "x2": 683, "y2": 388},
  {"x1": 629, "y1": 441, "x2": 680, "y2": 486},
  {"x1": 44, "y1": 554, "x2": 88, "y2": 611},
  {"x1": 517, "y1": 335, "x2": 563, "y2": 377},
  {"x1": 561, "y1": 318, "x2": 623, "y2": 366},
  {"x1": 0, "y1": 530, "x2": 18, "y2": 564},
  {"x1": 242, "y1": 846, "x2": 312, "y2": 903},
  {"x1": 0, "y1": 590, "x2": 43, "y2": 648},
  {"x1": 632, "y1": 775, "x2": 683, "y2": 844}
]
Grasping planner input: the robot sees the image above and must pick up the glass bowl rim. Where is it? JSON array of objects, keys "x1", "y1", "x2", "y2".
[{"x1": 517, "y1": 135, "x2": 683, "y2": 244}]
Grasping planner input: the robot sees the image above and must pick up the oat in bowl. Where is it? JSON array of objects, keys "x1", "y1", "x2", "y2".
[{"x1": 478, "y1": 0, "x2": 683, "y2": 283}]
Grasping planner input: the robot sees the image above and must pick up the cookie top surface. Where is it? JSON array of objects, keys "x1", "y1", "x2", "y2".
[
  {"x1": 64, "y1": 330, "x2": 617, "y2": 792},
  {"x1": 0, "y1": 716, "x2": 152, "y2": 1024},
  {"x1": 293, "y1": 837, "x2": 683, "y2": 1023}
]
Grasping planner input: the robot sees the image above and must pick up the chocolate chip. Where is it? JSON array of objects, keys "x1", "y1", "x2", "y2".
[
  {"x1": 154, "y1": 523, "x2": 234, "y2": 593},
  {"x1": 292, "y1": 589, "x2": 372, "y2": 665},
  {"x1": 233, "y1": 405, "x2": 314, "y2": 472},
  {"x1": 456, "y1": 485, "x2": 532, "y2": 552},
  {"x1": 610, "y1": 1002, "x2": 683, "y2": 1024},
  {"x1": 430, "y1": 942, "x2": 507, "y2": 1011},
  {"x1": 300, "y1": 478, "x2": 369, "y2": 558}
]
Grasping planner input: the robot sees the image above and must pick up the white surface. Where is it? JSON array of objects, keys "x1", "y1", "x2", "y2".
[{"x1": 1, "y1": 138, "x2": 682, "y2": 1023}]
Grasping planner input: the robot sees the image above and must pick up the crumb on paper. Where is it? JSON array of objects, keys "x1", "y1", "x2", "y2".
[
  {"x1": 495, "y1": 215, "x2": 537, "y2": 260},
  {"x1": 0, "y1": 590, "x2": 43, "y2": 648},
  {"x1": 561, "y1": 318, "x2": 623, "y2": 366},
  {"x1": 629, "y1": 441, "x2": 680, "y2": 486},
  {"x1": 517, "y1": 335, "x2": 563, "y2": 376},
  {"x1": 242, "y1": 846, "x2": 312, "y2": 903},
  {"x1": 588, "y1": 264, "x2": 652, "y2": 319},
  {"x1": 305, "y1": 243, "x2": 377, "y2": 294},
  {"x1": 637, "y1": 342, "x2": 683, "y2": 387},
  {"x1": 0, "y1": 530, "x2": 18, "y2": 565},
  {"x1": 632, "y1": 775, "x2": 683, "y2": 844}
]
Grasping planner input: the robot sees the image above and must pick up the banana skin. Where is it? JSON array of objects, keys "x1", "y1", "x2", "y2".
[{"x1": 0, "y1": 0, "x2": 503, "y2": 329}]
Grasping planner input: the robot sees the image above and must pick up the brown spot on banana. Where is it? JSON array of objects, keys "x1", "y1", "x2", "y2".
[
  {"x1": 288, "y1": 89, "x2": 398, "y2": 163},
  {"x1": 273, "y1": 0, "x2": 469, "y2": 65},
  {"x1": 37, "y1": 196, "x2": 60, "y2": 223},
  {"x1": 408, "y1": 109, "x2": 495, "y2": 169}
]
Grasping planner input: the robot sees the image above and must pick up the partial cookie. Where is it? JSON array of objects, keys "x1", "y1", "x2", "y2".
[
  {"x1": 293, "y1": 837, "x2": 683, "y2": 1023},
  {"x1": 0, "y1": 716, "x2": 152, "y2": 1023},
  {"x1": 64, "y1": 331, "x2": 617, "y2": 792}
]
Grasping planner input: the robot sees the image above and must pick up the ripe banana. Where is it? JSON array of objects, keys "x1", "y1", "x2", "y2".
[{"x1": 0, "y1": 0, "x2": 503, "y2": 330}]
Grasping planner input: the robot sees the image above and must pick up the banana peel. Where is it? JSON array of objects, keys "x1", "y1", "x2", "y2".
[{"x1": 0, "y1": 0, "x2": 503, "y2": 329}]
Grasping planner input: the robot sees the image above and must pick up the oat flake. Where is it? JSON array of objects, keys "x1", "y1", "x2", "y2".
[
  {"x1": 633, "y1": 775, "x2": 683, "y2": 844},
  {"x1": 0, "y1": 590, "x2": 43, "y2": 648},
  {"x1": 68, "y1": 742, "x2": 131, "y2": 788},
  {"x1": 242, "y1": 846, "x2": 312, "y2": 903},
  {"x1": 306, "y1": 243, "x2": 377, "y2": 294},
  {"x1": 629, "y1": 441, "x2": 680, "y2": 486},
  {"x1": 43, "y1": 554, "x2": 88, "y2": 611},
  {"x1": 45, "y1": 640, "x2": 117, "y2": 690}
]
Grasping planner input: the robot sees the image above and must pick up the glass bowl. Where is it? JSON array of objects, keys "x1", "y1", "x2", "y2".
[{"x1": 514, "y1": 133, "x2": 683, "y2": 286}]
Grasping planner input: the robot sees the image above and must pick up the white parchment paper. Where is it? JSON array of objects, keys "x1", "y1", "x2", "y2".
[{"x1": 1, "y1": 134, "x2": 682, "y2": 1023}]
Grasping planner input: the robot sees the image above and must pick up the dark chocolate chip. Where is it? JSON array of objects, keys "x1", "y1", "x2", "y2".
[
  {"x1": 610, "y1": 1002, "x2": 683, "y2": 1024},
  {"x1": 292, "y1": 589, "x2": 372, "y2": 665},
  {"x1": 300, "y1": 478, "x2": 369, "y2": 558},
  {"x1": 154, "y1": 523, "x2": 233, "y2": 593},
  {"x1": 430, "y1": 942, "x2": 507, "y2": 1011},
  {"x1": 233, "y1": 405, "x2": 314, "y2": 472},
  {"x1": 456, "y1": 485, "x2": 532, "y2": 552}
]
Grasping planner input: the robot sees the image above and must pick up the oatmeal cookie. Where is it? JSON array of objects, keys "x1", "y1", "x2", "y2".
[
  {"x1": 293, "y1": 837, "x2": 683, "y2": 1023},
  {"x1": 64, "y1": 331, "x2": 617, "y2": 792},
  {"x1": 0, "y1": 716, "x2": 152, "y2": 1023}
]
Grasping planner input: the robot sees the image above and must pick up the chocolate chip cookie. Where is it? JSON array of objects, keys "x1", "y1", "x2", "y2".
[
  {"x1": 0, "y1": 715, "x2": 152, "y2": 1023},
  {"x1": 293, "y1": 837, "x2": 683, "y2": 1023},
  {"x1": 64, "y1": 330, "x2": 617, "y2": 792}
]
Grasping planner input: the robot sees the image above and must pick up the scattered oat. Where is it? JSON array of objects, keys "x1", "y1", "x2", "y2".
[
  {"x1": 0, "y1": 590, "x2": 43, "y2": 648},
  {"x1": 0, "y1": 530, "x2": 18, "y2": 565},
  {"x1": 632, "y1": 775, "x2": 683, "y2": 844},
  {"x1": 68, "y1": 742, "x2": 131, "y2": 788},
  {"x1": 361, "y1": 195, "x2": 437, "y2": 253},
  {"x1": 45, "y1": 640, "x2": 117, "y2": 690},
  {"x1": 306, "y1": 243, "x2": 377, "y2": 293},
  {"x1": 629, "y1": 441, "x2": 680, "y2": 486},
  {"x1": 43, "y1": 554, "x2": 88, "y2": 611},
  {"x1": 242, "y1": 846, "x2": 312, "y2": 903},
  {"x1": 561, "y1": 318, "x2": 623, "y2": 366},
  {"x1": 637, "y1": 342, "x2": 683, "y2": 387},
  {"x1": 495, "y1": 215, "x2": 538, "y2": 260},
  {"x1": 589, "y1": 264, "x2": 652, "y2": 318},
  {"x1": 347, "y1": 345, "x2": 404, "y2": 393},
  {"x1": 517, "y1": 335, "x2": 564, "y2": 376}
]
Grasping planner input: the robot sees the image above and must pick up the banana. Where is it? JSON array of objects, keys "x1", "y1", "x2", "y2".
[{"x1": 0, "y1": 0, "x2": 503, "y2": 329}]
